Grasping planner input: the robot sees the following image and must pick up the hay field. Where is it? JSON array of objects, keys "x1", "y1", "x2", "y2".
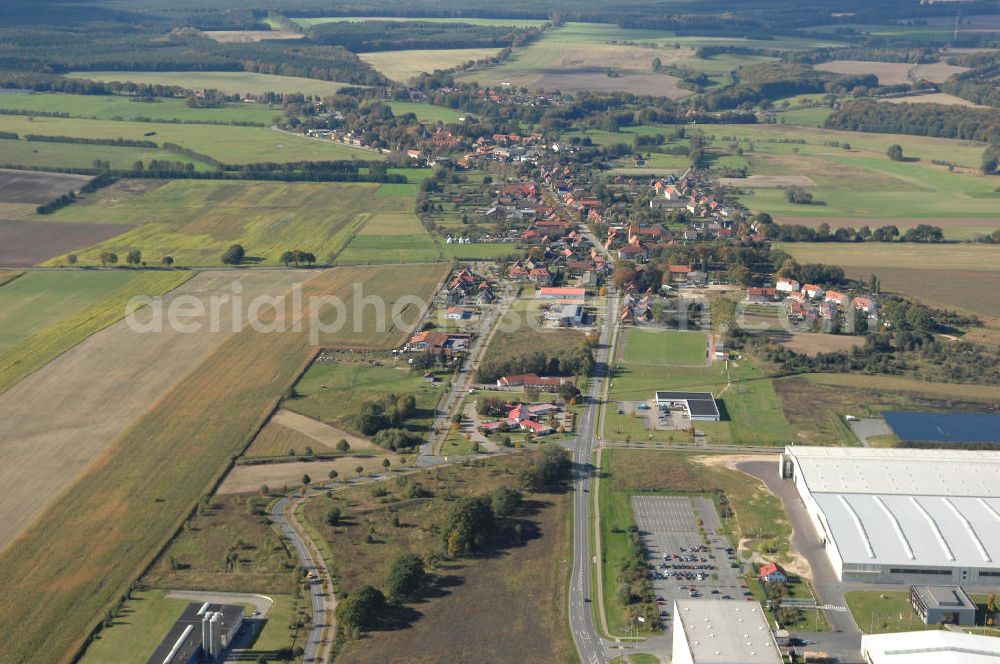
[
  {"x1": 333, "y1": 189, "x2": 442, "y2": 264},
  {"x1": 777, "y1": 242, "x2": 1000, "y2": 318},
  {"x1": 361, "y1": 48, "x2": 504, "y2": 81},
  {"x1": 69, "y1": 71, "x2": 352, "y2": 96},
  {"x1": 292, "y1": 16, "x2": 549, "y2": 28},
  {"x1": 814, "y1": 60, "x2": 914, "y2": 85},
  {"x1": 0, "y1": 270, "x2": 302, "y2": 552},
  {"x1": 0, "y1": 264, "x2": 446, "y2": 664},
  {"x1": 0, "y1": 115, "x2": 374, "y2": 165},
  {"x1": 0, "y1": 92, "x2": 280, "y2": 125},
  {"x1": 458, "y1": 23, "x2": 693, "y2": 97},
  {"x1": 38, "y1": 180, "x2": 407, "y2": 266},
  {"x1": 0, "y1": 137, "x2": 212, "y2": 172},
  {"x1": 885, "y1": 92, "x2": 986, "y2": 107}
]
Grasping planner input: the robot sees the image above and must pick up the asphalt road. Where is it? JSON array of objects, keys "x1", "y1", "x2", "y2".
[{"x1": 567, "y1": 289, "x2": 618, "y2": 664}]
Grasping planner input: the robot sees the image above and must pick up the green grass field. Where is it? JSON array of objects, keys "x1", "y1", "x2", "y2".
[
  {"x1": 0, "y1": 115, "x2": 376, "y2": 165},
  {"x1": 361, "y1": 48, "x2": 504, "y2": 81},
  {"x1": 0, "y1": 271, "x2": 137, "y2": 351},
  {"x1": 845, "y1": 591, "x2": 929, "y2": 634},
  {"x1": 286, "y1": 356, "x2": 444, "y2": 436},
  {"x1": 69, "y1": 71, "x2": 354, "y2": 96},
  {"x1": 0, "y1": 92, "x2": 280, "y2": 125},
  {"x1": 0, "y1": 271, "x2": 192, "y2": 395},
  {"x1": 0, "y1": 137, "x2": 212, "y2": 171},
  {"x1": 38, "y1": 180, "x2": 409, "y2": 266},
  {"x1": 388, "y1": 101, "x2": 466, "y2": 124},
  {"x1": 77, "y1": 590, "x2": 189, "y2": 664},
  {"x1": 334, "y1": 188, "x2": 441, "y2": 264},
  {"x1": 441, "y1": 242, "x2": 519, "y2": 260},
  {"x1": 291, "y1": 16, "x2": 549, "y2": 28},
  {"x1": 622, "y1": 329, "x2": 707, "y2": 365}
]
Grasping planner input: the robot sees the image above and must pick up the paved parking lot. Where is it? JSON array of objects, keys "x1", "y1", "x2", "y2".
[{"x1": 631, "y1": 496, "x2": 751, "y2": 640}]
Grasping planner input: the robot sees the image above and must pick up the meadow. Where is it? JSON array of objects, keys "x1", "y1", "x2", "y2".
[
  {"x1": 388, "y1": 101, "x2": 465, "y2": 124},
  {"x1": 0, "y1": 91, "x2": 280, "y2": 125},
  {"x1": 0, "y1": 115, "x2": 376, "y2": 165},
  {"x1": 361, "y1": 48, "x2": 504, "y2": 82},
  {"x1": 0, "y1": 270, "x2": 192, "y2": 395},
  {"x1": 0, "y1": 137, "x2": 211, "y2": 171},
  {"x1": 621, "y1": 328, "x2": 707, "y2": 366},
  {"x1": 0, "y1": 265, "x2": 444, "y2": 664},
  {"x1": 291, "y1": 16, "x2": 549, "y2": 28},
  {"x1": 69, "y1": 71, "x2": 354, "y2": 96},
  {"x1": 0, "y1": 270, "x2": 137, "y2": 351},
  {"x1": 776, "y1": 242, "x2": 1000, "y2": 318},
  {"x1": 334, "y1": 186, "x2": 442, "y2": 264},
  {"x1": 39, "y1": 180, "x2": 411, "y2": 266}
]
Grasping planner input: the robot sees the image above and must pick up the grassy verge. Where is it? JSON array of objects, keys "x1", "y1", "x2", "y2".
[
  {"x1": 845, "y1": 591, "x2": 928, "y2": 634},
  {"x1": 0, "y1": 270, "x2": 192, "y2": 394}
]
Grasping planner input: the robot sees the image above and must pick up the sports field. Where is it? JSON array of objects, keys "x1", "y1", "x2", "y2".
[
  {"x1": 777, "y1": 242, "x2": 1000, "y2": 318},
  {"x1": 0, "y1": 115, "x2": 375, "y2": 165},
  {"x1": 362, "y1": 48, "x2": 504, "y2": 82},
  {"x1": 0, "y1": 264, "x2": 445, "y2": 664},
  {"x1": 38, "y1": 180, "x2": 407, "y2": 266},
  {"x1": 622, "y1": 328, "x2": 707, "y2": 366},
  {"x1": 68, "y1": 71, "x2": 354, "y2": 96},
  {"x1": 0, "y1": 91, "x2": 280, "y2": 125}
]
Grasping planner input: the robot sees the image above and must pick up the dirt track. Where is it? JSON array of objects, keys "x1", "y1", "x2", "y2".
[{"x1": 0, "y1": 270, "x2": 305, "y2": 552}]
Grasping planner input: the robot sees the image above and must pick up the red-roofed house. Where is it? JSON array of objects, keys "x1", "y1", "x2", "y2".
[
  {"x1": 759, "y1": 562, "x2": 787, "y2": 583},
  {"x1": 802, "y1": 284, "x2": 825, "y2": 299},
  {"x1": 824, "y1": 290, "x2": 848, "y2": 306}
]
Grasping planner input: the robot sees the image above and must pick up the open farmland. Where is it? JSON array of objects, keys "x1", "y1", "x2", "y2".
[
  {"x1": 777, "y1": 242, "x2": 1000, "y2": 318},
  {"x1": 0, "y1": 271, "x2": 192, "y2": 395},
  {"x1": 334, "y1": 186, "x2": 441, "y2": 265},
  {"x1": 0, "y1": 270, "x2": 137, "y2": 351},
  {"x1": 0, "y1": 220, "x2": 132, "y2": 267},
  {"x1": 0, "y1": 270, "x2": 301, "y2": 552},
  {"x1": 0, "y1": 137, "x2": 212, "y2": 172},
  {"x1": 68, "y1": 71, "x2": 353, "y2": 96},
  {"x1": 0, "y1": 167, "x2": 90, "y2": 203},
  {"x1": 243, "y1": 408, "x2": 383, "y2": 458},
  {"x1": 0, "y1": 264, "x2": 445, "y2": 664},
  {"x1": 361, "y1": 48, "x2": 504, "y2": 82},
  {"x1": 37, "y1": 180, "x2": 411, "y2": 266},
  {"x1": 774, "y1": 216, "x2": 1000, "y2": 241},
  {"x1": 885, "y1": 92, "x2": 987, "y2": 108},
  {"x1": 0, "y1": 115, "x2": 376, "y2": 165},
  {"x1": 201, "y1": 29, "x2": 304, "y2": 42},
  {"x1": 0, "y1": 92, "x2": 281, "y2": 125},
  {"x1": 292, "y1": 16, "x2": 549, "y2": 28},
  {"x1": 812, "y1": 60, "x2": 968, "y2": 85}
]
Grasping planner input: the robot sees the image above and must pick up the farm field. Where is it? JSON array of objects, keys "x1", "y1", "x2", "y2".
[
  {"x1": 201, "y1": 29, "x2": 304, "y2": 42},
  {"x1": 0, "y1": 92, "x2": 281, "y2": 125},
  {"x1": 334, "y1": 189, "x2": 441, "y2": 264},
  {"x1": 245, "y1": 407, "x2": 385, "y2": 458},
  {"x1": 0, "y1": 270, "x2": 298, "y2": 552},
  {"x1": 0, "y1": 137, "x2": 212, "y2": 172},
  {"x1": 218, "y1": 456, "x2": 398, "y2": 495},
  {"x1": 69, "y1": 71, "x2": 354, "y2": 96},
  {"x1": 774, "y1": 216, "x2": 1000, "y2": 241},
  {"x1": 0, "y1": 167, "x2": 90, "y2": 203},
  {"x1": 0, "y1": 219, "x2": 132, "y2": 267},
  {"x1": 813, "y1": 60, "x2": 967, "y2": 85},
  {"x1": 301, "y1": 452, "x2": 575, "y2": 664},
  {"x1": 777, "y1": 332, "x2": 866, "y2": 356},
  {"x1": 622, "y1": 328, "x2": 707, "y2": 366},
  {"x1": 291, "y1": 16, "x2": 549, "y2": 28},
  {"x1": 37, "y1": 180, "x2": 407, "y2": 266},
  {"x1": 361, "y1": 48, "x2": 504, "y2": 82},
  {"x1": 0, "y1": 264, "x2": 443, "y2": 664},
  {"x1": 441, "y1": 241, "x2": 519, "y2": 260},
  {"x1": 776, "y1": 242, "x2": 1000, "y2": 318},
  {"x1": 0, "y1": 270, "x2": 137, "y2": 351},
  {"x1": 885, "y1": 92, "x2": 987, "y2": 108},
  {"x1": 0, "y1": 115, "x2": 376, "y2": 165}
]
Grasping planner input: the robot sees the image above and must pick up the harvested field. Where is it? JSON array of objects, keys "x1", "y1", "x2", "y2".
[
  {"x1": 69, "y1": 71, "x2": 352, "y2": 97},
  {"x1": 0, "y1": 264, "x2": 445, "y2": 664},
  {"x1": 0, "y1": 168, "x2": 90, "y2": 203},
  {"x1": 218, "y1": 456, "x2": 397, "y2": 494},
  {"x1": 718, "y1": 174, "x2": 816, "y2": 188},
  {"x1": 885, "y1": 92, "x2": 986, "y2": 107},
  {"x1": 814, "y1": 60, "x2": 913, "y2": 85},
  {"x1": 201, "y1": 30, "x2": 303, "y2": 43},
  {"x1": 910, "y1": 61, "x2": 970, "y2": 83},
  {"x1": 0, "y1": 270, "x2": 303, "y2": 552},
  {"x1": 361, "y1": 48, "x2": 503, "y2": 82},
  {"x1": 775, "y1": 332, "x2": 865, "y2": 356},
  {"x1": 0, "y1": 219, "x2": 131, "y2": 267}
]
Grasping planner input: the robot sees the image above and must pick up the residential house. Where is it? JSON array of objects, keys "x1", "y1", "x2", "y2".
[
  {"x1": 776, "y1": 278, "x2": 800, "y2": 293},
  {"x1": 759, "y1": 562, "x2": 788, "y2": 583},
  {"x1": 746, "y1": 287, "x2": 778, "y2": 303},
  {"x1": 802, "y1": 284, "x2": 825, "y2": 299}
]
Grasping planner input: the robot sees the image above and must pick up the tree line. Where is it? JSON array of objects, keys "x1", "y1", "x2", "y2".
[
  {"x1": 825, "y1": 100, "x2": 1000, "y2": 144},
  {"x1": 475, "y1": 347, "x2": 594, "y2": 384}
]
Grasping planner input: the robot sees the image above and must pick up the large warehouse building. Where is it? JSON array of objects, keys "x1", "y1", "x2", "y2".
[
  {"x1": 671, "y1": 599, "x2": 782, "y2": 664},
  {"x1": 862, "y1": 630, "x2": 1000, "y2": 663},
  {"x1": 779, "y1": 446, "x2": 1000, "y2": 584}
]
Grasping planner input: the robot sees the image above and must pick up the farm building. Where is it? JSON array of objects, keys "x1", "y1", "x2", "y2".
[
  {"x1": 654, "y1": 391, "x2": 720, "y2": 422},
  {"x1": 779, "y1": 446, "x2": 1000, "y2": 584},
  {"x1": 861, "y1": 630, "x2": 1000, "y2": 663},
  {"x1": 909, "y1": 585, "x2": 976, "y2": 626},
  {"x1": 147, "y1": 602, "x2": 244, "y2": 664},
  {"x1": 672, "y1": 599, "x2": 782, "y2": 664}
]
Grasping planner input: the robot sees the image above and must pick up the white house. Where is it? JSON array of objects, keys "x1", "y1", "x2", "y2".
[{"x1": 776, "y1": 278, "x2": 799, "y2": 293}]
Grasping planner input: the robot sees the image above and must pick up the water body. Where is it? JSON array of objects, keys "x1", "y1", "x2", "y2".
[{"x1": 884, "y1": 411, "x2": 1000, "y2": 444}]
